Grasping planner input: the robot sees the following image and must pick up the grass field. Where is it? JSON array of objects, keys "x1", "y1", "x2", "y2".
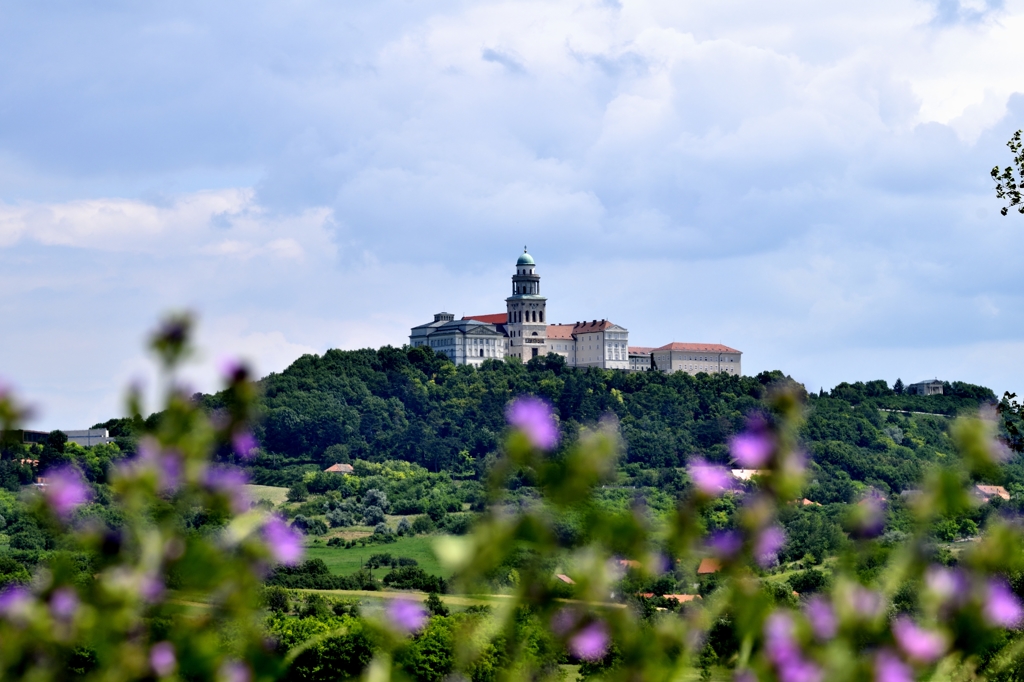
[
  {"x1": 243, "y1": 484, "x2": 289, "y2": 506},
  {"x1": 305, "y1": 534, "x2": 449, "y2": 578}
]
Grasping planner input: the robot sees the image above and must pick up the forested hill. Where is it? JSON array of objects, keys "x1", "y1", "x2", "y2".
[{"x1": 157, "y1": 345, "x2": 1001, "y2": 500}]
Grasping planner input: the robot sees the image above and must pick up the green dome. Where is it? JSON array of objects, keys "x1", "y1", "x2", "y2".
[{"x1": 516, "y1": 248, "x2": 535, "y2": 266}]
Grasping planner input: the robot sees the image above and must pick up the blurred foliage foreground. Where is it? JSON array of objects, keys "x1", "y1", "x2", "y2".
[{"x1": 4, "y1": 318, "x2": 1024, "y2": 682}]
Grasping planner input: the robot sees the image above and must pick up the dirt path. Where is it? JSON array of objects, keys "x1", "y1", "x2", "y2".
[{"x1": 293, "y1": 588, "x2": 625, "y2": 609}]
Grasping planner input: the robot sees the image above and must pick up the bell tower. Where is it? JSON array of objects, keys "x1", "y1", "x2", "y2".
[{"x1": 506, "y1": 247, "x2": 548, "y2": 361}]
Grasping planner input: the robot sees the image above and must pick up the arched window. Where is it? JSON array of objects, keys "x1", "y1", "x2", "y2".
[{"x1": 539, "y1": 310, "x2": 544, "y2": 322}]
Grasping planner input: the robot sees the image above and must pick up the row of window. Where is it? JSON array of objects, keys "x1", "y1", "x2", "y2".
[{"x1": 510, "y1": 309, "x2": 544, "y2": 323}]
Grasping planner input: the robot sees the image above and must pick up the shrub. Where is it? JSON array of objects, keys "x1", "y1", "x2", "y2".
[
  {"x1": 382, "y1": 566, "x2": 446, "y2": 593},
  {"x1": 788, "y1": 569, "x2": 832, "y2": 594},
  {"x1": 426, "y1": 592, "x2": 449, "y2": 617},
  {"x1": 287, "y1": 482, "x2": 309, "y2": 503},
  {"x1": 441, "y1": 513, "x2": 474, "y2": 535},
  {"x1": 362, "y1": 489, "x2": 389, "y2": 512},
  {"x1": 291, "y1": 515, "x2": 328, "y2": 535},
  {"x1": 363, "y1": 505, "x2": 386, "y2": 526},
  {"x1": 262, "y1": 586, "x2": 290, "y2": 613},
  {"x1": 411, "y1": 515, "x2": 435, "y2": 535},
  {"x1": 326, "y1": 509, "x2": 353, "y2": 528}
]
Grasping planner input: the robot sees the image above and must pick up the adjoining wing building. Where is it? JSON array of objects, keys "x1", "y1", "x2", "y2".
[{"x1": 409, "y1": 248, "x2": 741, "y2": 375}]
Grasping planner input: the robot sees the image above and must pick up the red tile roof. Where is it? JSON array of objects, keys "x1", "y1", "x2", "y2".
[
  {"x1": 547, "y1": 324, "x2": 575, "y2": 339},
  {"x1": 628, "y1": 347, "x2": 655, "y2": 355},
  {"x1": 463, "y1": 313, "x2": 508, "y2": 324},
  {"x1": 697, "y1": 558, "x2": 721, "y2": 574},
  {"x1": 324, "y1": 463, "x2": 354, "y2": 474},
  {"x1": 655, "y1": 342, "x2": 741, "y2": 353},
  {"x1": 975, "y1": 485, "x2": 1010, "y2": 501},
  {"x1": 555, "y1": 574, "x2": 575, "y2": 585},
  {"x1": 573, "y1": 319, "x2": 614, "y2": 332}
]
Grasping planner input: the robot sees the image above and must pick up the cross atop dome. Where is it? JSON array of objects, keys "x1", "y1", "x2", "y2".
[{"x1": 516, "y1": 247, "x2": 535, "y2": 266}]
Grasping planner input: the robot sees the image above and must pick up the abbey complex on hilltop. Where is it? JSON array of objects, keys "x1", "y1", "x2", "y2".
[{"x1": 409, "y1": 248, "x2": 742, "y2": 375}]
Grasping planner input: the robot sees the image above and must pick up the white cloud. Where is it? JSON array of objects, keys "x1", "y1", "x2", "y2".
[
  {"x1": 0, "y1": 190, "x2": 335, "y2": 262},
  {"x1": 1, "y1": 0, "x2": 1024, "y2": 427}
]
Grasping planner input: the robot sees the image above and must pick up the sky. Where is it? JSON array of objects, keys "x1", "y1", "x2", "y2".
[{"x1": 2, "y1": 0, "x2": 1024, "y2": 430}]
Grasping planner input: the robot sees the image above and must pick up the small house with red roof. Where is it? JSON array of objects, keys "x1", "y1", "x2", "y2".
[{"x1": 974, "y1": 485, "x2": 1010, "y2": 502}]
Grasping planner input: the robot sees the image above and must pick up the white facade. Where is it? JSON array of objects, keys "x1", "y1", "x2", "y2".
[
  {"x1": 650, "y1": 343, "x2": 742, "y2": 376},
  {"x1": 629, "y1": 347, "x2": 654, "y2": 372},
  {"x1": 409, "y1": 313, "x2": 509, "y2": 367},
  {"x1": 571, "y1": 321, "x2": 630, "y2": 370}
]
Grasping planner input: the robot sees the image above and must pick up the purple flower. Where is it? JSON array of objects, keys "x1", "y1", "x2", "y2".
[
  {"x1": 924, "y1": 566, "x2": 967, "y2": 607},
  {"x1": 205, "y1": 466, "x2": 251, "y2": 513},
  {"x1": 804, "y1": 596, "x2": 837, "y2": 641},
  {"x1": 734, "y1": 670, "x2": 757, "y2": 682},
  {"x1": 765, "y1": 612, "x2": 800, "y2": 664},
  {"x1": 263, "y1": 516, "x2": 304, "y2": 566},
  {"x1": 689, "y1": 459, "x2": 732, "y2": 497},
  {"x1": 730, "y1": 419, "x2": 774, "y2": 467},
  {"x1": 875, "y1": 650, "x2": 912, "y2": 682},
  {"x1": 387, "y1": 599, "x2": 428, "y2": 634},
  {"x1": 0, "y1": 585, "x2": 32, "y2": 621},
  {"x1": 141, "y1": 575, "x2": 166, "y2": 603},
  {"x1": 218, "y1": 661, "x2": 251, "y2": 682},
  {"x1": 569, "y1": 621, "x2": 609, "y2": 661},
  {"x1": 44, "y1": 467, "x2": 92, "y2": 519},
  {"x1": 140, "y1": 442, "x2": 184, "y2": 492},
  {"x1": 232, "y1": 430, "x2": 258, "y2": 460},
  {"x1": 708, "y1": 530, "x2": 744, "y2": 559},
  {"x1": 779, "y1": 658, "x2": 823, "y2": 682},
  {"x1": 765, "y1": 612, "x2": 822, "y2": 682},
  {"x1": 892, "y1": 617, "x2": 947, "y2": 662},
  {"x1": 219, "y1": 357, "x2": 250, "y2": 383},
  {"x1": 851, "y1": 495, "x2": 886, "y2": 539},
  {"x1": 150, "y1": 642, "x2": 177, "y2": 677},
  {"x1": 755, "y1": 526, "x2": 786, "y2": 568},
  {"x1": 506, "y1": 396, "x2": 559, "y2": 450},
  {"x1": 984, "y1": 579, "x2": 1023, "y2": 628},
  {"x1": 851, "y1": 586, "x2": 884, "y2": 619},
  {"x1": 49, "y1": 587, "x2": 78, "y2": 621}
]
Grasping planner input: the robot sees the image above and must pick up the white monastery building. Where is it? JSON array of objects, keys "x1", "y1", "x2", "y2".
[{"x1": 409, "y1": 249, "x2": 741, "y2": 375}]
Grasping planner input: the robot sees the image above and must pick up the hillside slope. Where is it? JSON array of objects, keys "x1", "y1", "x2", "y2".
[{"x1": 178, "y1": 346, "x2": 998, "y2": 500}]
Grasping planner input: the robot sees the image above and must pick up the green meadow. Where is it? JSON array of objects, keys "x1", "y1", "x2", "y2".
[{"x1": 304, "y1": 534, "x2": 449, "y2": 578}]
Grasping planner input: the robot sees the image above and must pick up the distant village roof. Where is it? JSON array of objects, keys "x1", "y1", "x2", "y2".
[
  {"x1": 616, "y1": 559, "x2": 642, "y2": 570},
  {"x1": 324, "y1": 463, "x2": 354, "y2": 474},
  {"x1": 463, "y1": 313, "x2": 508, "y2": 325},
  {"x1": 801, "y1": 498, "x2": 821, "y2": 507},
  {"x1": 628, "y1": 347, "x2": 656, "y2": 355},
  {"x1": 655, "y1": 342, "x2": 741, "y2": 353},
  {"x1": 697, "y1": 558, "x2": 721, "y2": 574},
  {"x1": 731, "y1": 469, "x2": 767, "y2": 481},
  {"x1": 975, "y1": 484, "x2": 1010, "y2": 501},
  {"x1": 555, "y1": 574, "x2": 575, "y2": 585}
]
